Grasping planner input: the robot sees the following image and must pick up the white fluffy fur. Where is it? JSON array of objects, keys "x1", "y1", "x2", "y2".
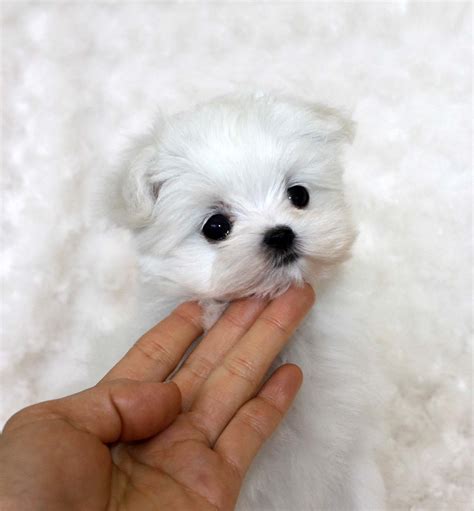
[
  {"x1": 1, "y1": 3, "x2": 471, "y2": 510},
  {"x1": 103, "y1": 93, "x2": 385, "y2": 510}
]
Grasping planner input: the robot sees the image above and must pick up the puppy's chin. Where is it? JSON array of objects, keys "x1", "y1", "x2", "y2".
[
  {"x1": 204, "y1": 257, "x2": 306, "y2": 303},
  {"x1": 198, "y1": 258, "x2": 308, "y2": 330}
]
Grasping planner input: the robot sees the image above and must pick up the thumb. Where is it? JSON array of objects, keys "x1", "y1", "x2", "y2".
[{"x1": 6, "y1": 379, "x2": 182, "y2": 443}]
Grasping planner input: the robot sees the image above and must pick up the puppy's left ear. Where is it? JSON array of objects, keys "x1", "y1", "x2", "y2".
[{"x1": 308, "y1": 103, "x2": 355, "y2": 145}]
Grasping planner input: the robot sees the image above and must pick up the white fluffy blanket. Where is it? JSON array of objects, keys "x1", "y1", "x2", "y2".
[{"x1": 1, "y1": 2, "x2": 471, "y2": 509}]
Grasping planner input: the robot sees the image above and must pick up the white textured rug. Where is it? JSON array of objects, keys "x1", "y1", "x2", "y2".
[{"x1": 1, "y1": 2, "x2": 472, "y2": 509}]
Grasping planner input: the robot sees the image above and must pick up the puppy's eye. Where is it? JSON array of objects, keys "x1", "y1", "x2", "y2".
[
  {"x1": 202, "y1": 214, "x2": 232, "y2": 241},
  {"x1": 287, "y1": 185, "x2": 310, "y2": 209}
]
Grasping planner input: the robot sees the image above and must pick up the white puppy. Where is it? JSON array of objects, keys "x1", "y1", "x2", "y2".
[{"x1": 106, "y1": 94, "x2": 385, "y2": 510}]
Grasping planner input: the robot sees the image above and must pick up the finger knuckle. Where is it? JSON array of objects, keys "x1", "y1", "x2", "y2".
[
  {"x1": 256, "y1": 395, "x2": 285, "y2": 421},
  {"x1": 223, "y1": 355, "x2": 260, "y2": 386},
  {"x1": 181, "y1": 354, "x2": 215, "y2": 382},
  {"x1": 220, "y1": 310, "x2": 248, "y2": 331},
  {"x1": 238, "y1": 406, "x2": 272, "y2": 443},
  {"x1": 238, "y1": 396, "x2": 284, "y2": 441},
  {"x1": 173, "y1": 303, "x2": 203, "y2": 331},
  {"x1": 134, "y1": 335, "x2": 176, "y2": 367},
  {"x1": 258, "y1": 314, "x2": 290, "y2": 336}
]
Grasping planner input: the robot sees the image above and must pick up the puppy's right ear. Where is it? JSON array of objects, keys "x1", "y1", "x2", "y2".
[{"x1": 106, "y1": 132, "x2": 161, "y2": 228}]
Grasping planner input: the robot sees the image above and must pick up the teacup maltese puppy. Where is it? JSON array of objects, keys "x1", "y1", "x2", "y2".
[{"x1": 106, "y1": 93, "x2": 385, "y2": 510}]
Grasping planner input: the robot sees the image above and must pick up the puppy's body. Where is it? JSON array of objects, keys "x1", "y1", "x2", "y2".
[{"x1": 107, "y1": 94, "x2": 385, "y2": 510}]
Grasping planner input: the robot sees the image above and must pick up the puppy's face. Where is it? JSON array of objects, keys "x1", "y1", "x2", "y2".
[{"x1": 110, "y1": 95, "x2": 355, "y2": 300}]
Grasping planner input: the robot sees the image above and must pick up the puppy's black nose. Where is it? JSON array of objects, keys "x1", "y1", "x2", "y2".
[{"x1": 263, "y1": 225, "x2": 295, "y2": 251}]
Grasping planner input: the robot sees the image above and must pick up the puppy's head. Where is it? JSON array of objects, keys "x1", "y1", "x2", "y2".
[{"x1": 108, "y1": 94, "x2": 356, "y2": 301}]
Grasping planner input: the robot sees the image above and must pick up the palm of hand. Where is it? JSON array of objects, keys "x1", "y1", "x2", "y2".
[
  {"x1": 111, "y1": 421, "x2": 239, "y2": 510},
  {"x1": 41, "y1": 415, "x2": 239, "y2": 510}
]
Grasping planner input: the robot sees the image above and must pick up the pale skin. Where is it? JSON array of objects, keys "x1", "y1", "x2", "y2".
[{"x1": 0, "y1": 285, "x2": 315, "y2": 511}]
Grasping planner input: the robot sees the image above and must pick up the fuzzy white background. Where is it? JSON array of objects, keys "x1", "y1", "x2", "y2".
[{"x1": 1, "y1": 2, "x2": 472, "y2": 509}]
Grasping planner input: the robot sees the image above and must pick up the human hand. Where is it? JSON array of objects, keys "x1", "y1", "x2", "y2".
[{"x1": 0, "y1": 285, "x2": 315, "y2": 511}]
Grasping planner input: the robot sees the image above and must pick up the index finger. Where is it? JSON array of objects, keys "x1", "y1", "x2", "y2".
[{"x1": 101, "y1": 302, "x2": 203, "y2": 383}]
